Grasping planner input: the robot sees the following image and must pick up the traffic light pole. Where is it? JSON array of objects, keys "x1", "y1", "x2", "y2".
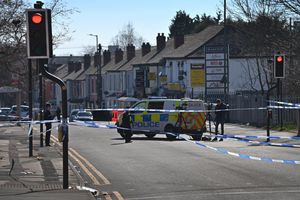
[
  {"x1": 40, "y1": 64, "x2": 69, "y2": 189},
  {"x1": 39, "y1": 60, "x2": 44, "y2": 147},
  {"x1": 28, "y1": 59, "x2": 33, "y2": 157}
]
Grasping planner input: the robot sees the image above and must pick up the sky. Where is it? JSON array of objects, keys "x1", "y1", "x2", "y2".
[{"x1": 29, "y1": 0, "x2": 224, "y2": 56}]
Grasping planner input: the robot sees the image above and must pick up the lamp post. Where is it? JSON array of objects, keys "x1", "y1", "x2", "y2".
[{"x1": 88, "y1": 34, "x2": 102, "y2": 108}]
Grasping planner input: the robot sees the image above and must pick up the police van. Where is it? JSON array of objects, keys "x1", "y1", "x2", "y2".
[{"x1": 117, "y1": 98, "x2": 206, "y2": 140}]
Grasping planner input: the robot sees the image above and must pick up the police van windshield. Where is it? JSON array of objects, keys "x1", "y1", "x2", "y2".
[
  {"x1": 148, "y1": 101, "x2": 164, "y2": 112},
  {"x1": 132, "y1": 101, "x2": 147, "y2": 112}
]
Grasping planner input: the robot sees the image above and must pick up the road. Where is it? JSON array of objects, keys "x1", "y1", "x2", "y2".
[{"x1": 59, "y1": 122, "x2": 300, "y2": 200}]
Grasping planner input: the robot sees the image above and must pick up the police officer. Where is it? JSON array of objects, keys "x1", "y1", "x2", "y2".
[
  {"x1": 213, "y1": 99, "x2": 227, "y2": 141},
  {"x1": 121, "y1": 111, "x2": 132, "y2": 143},
  {"x1": 44, "y1": 103, "x2": 53, "y2": 146}
]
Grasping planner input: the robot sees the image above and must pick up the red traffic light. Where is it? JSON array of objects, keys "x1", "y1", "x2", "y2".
[
  {"x1": 31, "y1": 13, "x2": 42, "y2": 24},
  {"x1": 276, "y1": 56, "x2": 283, "y2": 63}
]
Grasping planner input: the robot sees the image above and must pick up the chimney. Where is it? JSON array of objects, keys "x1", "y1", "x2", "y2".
[
  {"x1": 174, "y1": 34, "x2": 184, "y2": 49},
  {"x1": 93, "y1": 52, "x2": 101, "y2": 67},
  {"x1": 142, "y1": 42, "x2": 151, "y2": 56},
  {"x1": 74, "y1": 62, "x2": 81, "y2": 72},
  {"x1": 126, "y1": 44, "x2": 135, "y2": 61},
  {"x1": 156, "y1": 33, "x2": 166, "y2": 51},
  {"x1": 115, "y1": 48, "x2": 123, "y2": 64},
  {"x1": 103, "y1": 50, "x2": 111, "y2": 65},
  {"x1": 67, "y1": 61, "x2": 75, "y2": 73},
  {"x1": 83, "y1": 54, "x2": 91, "y2": 70}
]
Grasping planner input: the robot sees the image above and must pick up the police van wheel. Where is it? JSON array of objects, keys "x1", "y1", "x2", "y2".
[
  {"x1": 145, "y1": 134, "x2": 156, "y2": 139},
  {"x1": 165, "y1": 125, "x2": 176, "y2": 140}
]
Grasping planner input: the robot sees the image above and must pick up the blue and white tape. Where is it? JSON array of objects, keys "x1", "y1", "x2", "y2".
[
  {"x1": 72, "y1": 120, "x2": 117, "y2": 129},
  {"x1": 226, "y1": 137, "x2": 300, "y2": 148},
  {"x1": 268, "y1": 105, "x2": 300, "y2": 110},
  {"x1": 268, "y1": 100, "x2": 300, "y2": 107},
  {"x1": 179, "y1": 134, "x2": 300, "y2": 165},
  {"x1": 89, "y1": 107, "x2": 267, "y2": 113},
  {"x1": 221, "y1": 134, "x2": 300, "y2": 140}
]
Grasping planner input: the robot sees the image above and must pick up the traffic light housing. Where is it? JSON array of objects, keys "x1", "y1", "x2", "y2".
[
  {"x1": 274, "y1": 54, "x2": 285, "y2": 78},
  {"x1": 26, "y1": 9, "x2": 52, "y2": 58}
]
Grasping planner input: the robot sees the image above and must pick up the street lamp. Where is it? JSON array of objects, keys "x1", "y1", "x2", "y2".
[{"x1": 88, "y1": 34, "x2": 102, "y2": 108}]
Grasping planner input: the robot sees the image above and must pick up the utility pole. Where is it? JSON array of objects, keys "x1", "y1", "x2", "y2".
[
  {"x1": 223, "y1": 0, "x2": 228, "y2": 104},
  {"x1": 88, "y1": 34, "x2": 102, "y2": 108},
  {"x1": 28, "y1": 59, "x2": 33, "y2": 157},
  {"x1": 98, "y1": 43, "x2": 102, "y2": 108}
]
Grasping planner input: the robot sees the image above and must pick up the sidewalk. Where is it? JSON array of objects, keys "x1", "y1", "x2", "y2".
[{"x1": 0, "y1": 123, "x2": 95, "y2": 200}]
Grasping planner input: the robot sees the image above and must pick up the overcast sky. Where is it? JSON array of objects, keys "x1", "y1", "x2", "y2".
[{"x1": 28, "y1": 0, "x2": 224, "y2": 56}]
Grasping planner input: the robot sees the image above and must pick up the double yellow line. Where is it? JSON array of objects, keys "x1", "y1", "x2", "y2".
[{"x1": 50, "y1": 135, "x2": 125, "y2": 200}]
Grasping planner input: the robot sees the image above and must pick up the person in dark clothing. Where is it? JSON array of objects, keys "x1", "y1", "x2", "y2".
[
  {"x1": 56, "y1": 106, "x2": 61, "y2": 120},
  {"x1": 121, "y1": 111, "x2": 132, "y2": 143},
  {"x1": 213, "y1": 99, "x2": 227, "y2": 141},
  {"x1": 44, "y1": 103, "x2": 53, "y2": 146}
]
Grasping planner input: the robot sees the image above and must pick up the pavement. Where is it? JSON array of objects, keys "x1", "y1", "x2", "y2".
[{"x1": 0, "y1": 123, "x2": 97, "y2": 200}]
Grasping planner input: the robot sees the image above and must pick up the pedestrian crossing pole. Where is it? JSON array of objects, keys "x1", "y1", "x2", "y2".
[{"x1": 26, "y1": 1, "x2": 69, "y2": 189}]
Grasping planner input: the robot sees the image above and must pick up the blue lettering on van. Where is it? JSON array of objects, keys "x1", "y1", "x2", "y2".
[
  {"x1": 143, "y1": 115, "x2": 151, "y2": 122},
  {"x1": 160, "y1": 114, "x2": 169, "y2": 121},
  {"x1": 132, "y1": 122, "x2": 160, "y2": 128}
]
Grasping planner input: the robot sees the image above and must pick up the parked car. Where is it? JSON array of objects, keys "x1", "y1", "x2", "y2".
[
  {"x1": 0, "y1": 107, "x2": 11, "y2": 121},
  {"x1": 69, "y1": 109, "x2": 79, "y2": 122},
  {"x1": 74, "y1": 111, "x2": 93, "y2": 121},
  {"x1": 9, "y1": 105, "x2": 29, "y2": 120}
]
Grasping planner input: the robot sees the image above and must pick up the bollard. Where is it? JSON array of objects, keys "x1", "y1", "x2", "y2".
[{"x1": 267, "y1": 108, "x2": 272, "y2": 142}]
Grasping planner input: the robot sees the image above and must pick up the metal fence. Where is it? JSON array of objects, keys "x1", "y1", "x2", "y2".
[{"x1": 199, "y1": 92, "x2": 300, "y2": 126}]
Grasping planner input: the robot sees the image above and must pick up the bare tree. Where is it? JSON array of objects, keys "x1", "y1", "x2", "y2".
[
  {"x1": 81, "y1": 45, "x2": 96, "y2": 55},
  {"x1": 111, "y1": 22, "x2": 145, "y2": 50},
  {"x1": 0, "y1": 0, "x2": 77, "y2": 103},
  {"x1": 274, "y1": 0, "x2": 300, "y2": 16},
  {"x1": 46, "y1": 0, "x2": 78, "y2": 46},
  {"x1": 227, "y1": 0, "x2": 290, "y2": 95}
]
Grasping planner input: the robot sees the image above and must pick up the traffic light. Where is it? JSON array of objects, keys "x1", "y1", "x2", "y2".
[
  {"x1": 274, "y1": 54, "x2": 285, "y2": 78},
  {"x1": 26, "y1": 9, "x2": 52, "y2": 58}
]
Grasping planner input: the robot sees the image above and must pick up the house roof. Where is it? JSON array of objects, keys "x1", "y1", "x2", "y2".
[
  {"x1": 64, "y1": 66, "x2": 85, "y2": 81},
  {"x1": 49, "y1": 56, "x2": 84, "y2": 65},
  {"x1": 54, "y1": 64, "x2": 69, "y2": 79},
  {"x1": 101, "y1": 53, "x2": 127, "y2": 73},
  {"x1": 147, "y1": 25, "x2": 224, "y2": 64},
  {"x1": 114, "y1": 49, "x2": 142, "y2": 71}
]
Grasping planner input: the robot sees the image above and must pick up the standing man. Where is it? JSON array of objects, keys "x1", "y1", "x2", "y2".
[
  {"x1": 213, "y1": 99, "x2": 227, "y2": 141},
  {"x1": 56, "y1": 104, "x2": 61, "y2": 121},
  {"x1": 44, "y1": 103, "x2": 53, "y2": 146},
  {"x1": 121, "y1": 110, "x2": 132, "y2": 143}
]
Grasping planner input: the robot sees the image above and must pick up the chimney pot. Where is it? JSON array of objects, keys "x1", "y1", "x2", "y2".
[
  {"x1": 103, "y1": 50, "x2": 111, "y2": 65},
  {"x1": 156, "y1": 33, "x2": 166, "y2": 51},
  {"x1": 115, "y1": 48, "x2": 123, "y2": 64},
  {"x1": 126, "y1": 44, "x2": 135, "y2": 61},
  {"x1": 142, "y1": 42, "x2": 151, "y2": 56}
]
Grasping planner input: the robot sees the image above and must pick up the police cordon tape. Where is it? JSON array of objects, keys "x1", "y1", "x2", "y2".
[
  {"x1": 12, "y1": 119, "x2": 300, "y2": 165},
  {"x1": 178, "y1": 134, "x2": 300, "y2": 165},
  {"x1": 72, "y1": 121, "x2": 300, "y2": 149},
  {"x1": 268, "y1": 100, "x2": 300, "y2": 107},
  {"x1": 71, "y1": 120, "x2": 300, "y2": 140},
  {"x1": 218, "y1": 134, "x2": 300, "y2": 140},
  {"x1": 89, "y1": 106, "x2": 269, "y2": 113},
  {"x1": 89, "y1": 104, "x2": 300, "y2": 113},
  {"x1": 226, "y1": 137, "x2": 300, "y2": 148},
  {"x1": 268, "y1": 106, "x2": 300, "y2": 109},
  {"x1": 71, "y1": 120, "x2": 117, "y2": 129}
]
